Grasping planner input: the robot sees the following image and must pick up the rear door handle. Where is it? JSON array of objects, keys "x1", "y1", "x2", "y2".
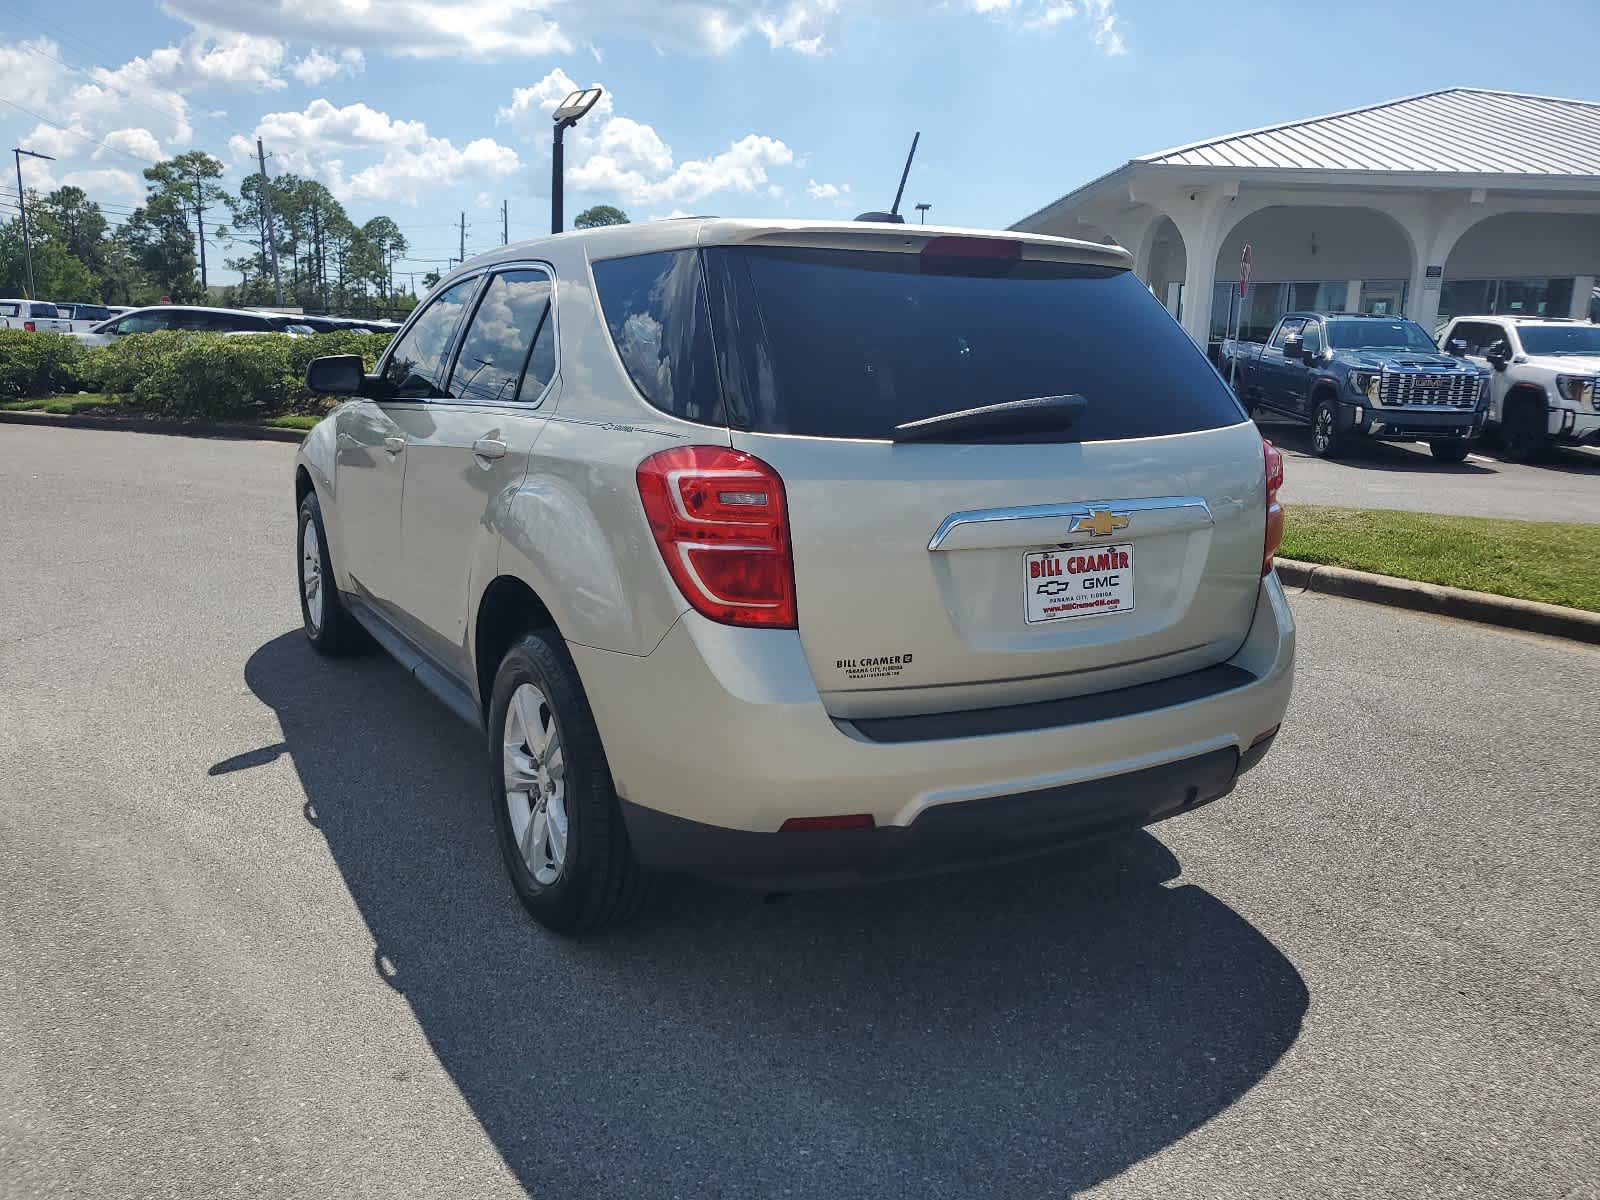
[
  {"x1": 383, "y1": 436, "x2": 406, "y2": 454},
  {"x1": 473, "y1": 438, "x2": 508, "y2": 460}
]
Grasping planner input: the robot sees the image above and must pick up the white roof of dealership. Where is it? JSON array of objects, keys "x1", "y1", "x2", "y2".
[{"x1": 1015, "y1": 89, "x2": 1600, "y2": 339}]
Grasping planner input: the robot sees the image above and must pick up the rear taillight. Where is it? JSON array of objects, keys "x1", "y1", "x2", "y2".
[
  {"x1": 23, "y1": 320, "x2": 35, "y2": 332},
  {"x1": 1262, "y1": 439, "x2": 1285, "y2": 576},
  {"x1": 636, "y1": 445, "x2": 797, "y2": 629}
]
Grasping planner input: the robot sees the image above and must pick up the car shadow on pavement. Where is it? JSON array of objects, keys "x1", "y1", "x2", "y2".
[
  {"x1": 1258, "y1": 422, "x2": 1496, "y2": 475},
  {"x1": 243, "y1": 631, "x2": 1308, "y2": 1200}
]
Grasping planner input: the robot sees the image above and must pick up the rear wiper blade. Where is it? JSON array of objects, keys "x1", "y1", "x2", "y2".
[{"x1": 892, "y1": 394, "x2": 1088, "y2": 443}]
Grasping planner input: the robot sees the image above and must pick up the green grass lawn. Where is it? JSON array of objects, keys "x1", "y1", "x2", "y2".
[
  {"x1": 1282, "y1": 506, "x2": 1600, "y2": 613},
  {"x1": 1, "y1": 393, "x2": 126, "y2": 415},
  {"x1": 266, "y1": 414, "x2": 320, "y2": 431}
]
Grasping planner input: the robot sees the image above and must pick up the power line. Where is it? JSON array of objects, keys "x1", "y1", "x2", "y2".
[{"x1": 3, "y1": 26, "x2": 194, "y2": 135}]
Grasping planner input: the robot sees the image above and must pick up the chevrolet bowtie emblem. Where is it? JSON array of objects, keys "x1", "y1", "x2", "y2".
[{"x1": 1072, "y1": 509, "x2": 1131, "y2": 538}]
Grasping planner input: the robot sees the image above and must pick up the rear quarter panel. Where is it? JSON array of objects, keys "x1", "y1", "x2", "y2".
[{"x1": 491, "y1": 239, "x2": 707, "y2": 657}]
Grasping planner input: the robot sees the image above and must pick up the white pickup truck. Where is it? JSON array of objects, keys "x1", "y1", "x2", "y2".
[
  {"x1": 0, "y1": 299, "x2": 73, "y2": 334},
  {"x1": 1438, "y1": 316, "x2": 1600, "y2": 461},
  {"x1": 52, "y1": 303, "x2": 118, "y2": 334}
]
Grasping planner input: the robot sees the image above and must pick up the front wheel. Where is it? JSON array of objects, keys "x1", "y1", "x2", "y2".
[
  {"x1": 1500, "y1": 399, "x2": 1549, "y2": 463},
  {"x1": 488, "y1": 630, "x2": 654, "y2": 933},
  {"x1": 297, "y1": 492, "x2": 362, "y2": 655},
  {"x1": 1429, "y1": 440, "x2": 1471, "y2": 464},
  {"x1": 1310, "y1": 396, "x2": 1343, "y2": 459}
]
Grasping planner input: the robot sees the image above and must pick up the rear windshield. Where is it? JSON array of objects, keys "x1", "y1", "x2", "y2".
[
  {"x1": 594, "y1": 245, "x2": 1243, "y2": 441},
  {"x1": 29, "y1": 303, "x2": 60, "y2": 319}
]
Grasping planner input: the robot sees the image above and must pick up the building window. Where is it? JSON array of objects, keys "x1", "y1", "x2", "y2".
[
  {"x1": 1437, "y1": 277, "x2": 1576, "y2": 332},
  {"x1": 1210, "y1": 280, "x2": 1351, "y2": 345}
]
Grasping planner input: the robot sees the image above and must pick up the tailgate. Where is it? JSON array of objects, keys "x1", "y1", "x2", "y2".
[{"x1": 738, "y1": 423, "x2": 1265, "y2": 718}]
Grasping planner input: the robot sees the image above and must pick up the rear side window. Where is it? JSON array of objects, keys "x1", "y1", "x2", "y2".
[
  {"x1": 29, "y1": 303, "x2": 60, "y2": 319},
  {"x1": 703, "y1": 247, "x2": 1245, "y2": 441},
  {"x1": 591, "y1": 250, "x2": 723, "y2": 425},
  {"x1": 77, "y1": 305, "x2": 110, "y2": 322},
  {"x1": 448, "y1": 269, "x2": 556, "y2": 405}
]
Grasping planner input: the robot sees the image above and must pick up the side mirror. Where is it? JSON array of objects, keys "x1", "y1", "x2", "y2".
[
  {"x1": 1281, "y1": 335, "x2": 1304, "y2": 360},
  {"x1": 1446, "y1": 338, "x2": 1467, "y2": 356},
  {"x1": 306, "y1": 354, "x2": 365, "y2": 395},
  {"x1": 1485, "y1": 345, "x2": 1510, "y2": 371}
]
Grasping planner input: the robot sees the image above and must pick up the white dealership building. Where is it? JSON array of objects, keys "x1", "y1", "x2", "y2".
[{"x1": 1013, "y1": 88, "x2": 1600, "y2": 345}]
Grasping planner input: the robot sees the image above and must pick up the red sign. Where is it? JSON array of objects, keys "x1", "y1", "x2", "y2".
[{"x1": 1239, "y1": 243, "x2": 1253, "y2": 299}]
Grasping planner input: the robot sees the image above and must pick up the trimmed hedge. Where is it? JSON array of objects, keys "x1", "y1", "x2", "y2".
[{"x1": 0, "y1": 328, "x2": 392, "y2": 419}]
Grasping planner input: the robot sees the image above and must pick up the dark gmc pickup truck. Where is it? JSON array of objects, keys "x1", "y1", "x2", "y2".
[{"x1": 1220, "y1": 312, "x2": 1490, "y2": 462}]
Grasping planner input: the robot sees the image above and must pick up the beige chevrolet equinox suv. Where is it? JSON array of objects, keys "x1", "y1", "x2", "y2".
[{"x1": 295, "y1": 218, "x2": 1296, "y2": 932}]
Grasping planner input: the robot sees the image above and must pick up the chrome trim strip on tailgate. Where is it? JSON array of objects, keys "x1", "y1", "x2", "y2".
[{"x1": 927, "y1": 496, "x2": 1213, "y2": 552}]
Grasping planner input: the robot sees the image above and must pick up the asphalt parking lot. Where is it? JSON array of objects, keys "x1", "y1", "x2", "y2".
[
  {"x1": 2, "y1": 424, "x2": 1597, "y2": 1200},
  {"x1": 1263, "y1": 416, "x2": 1600, "y2": 522}
]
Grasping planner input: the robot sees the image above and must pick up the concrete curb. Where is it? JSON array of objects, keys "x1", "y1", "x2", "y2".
[
  {"x1": 0, "y1": 409, "x2": 306, "y2": 444},
  {"x1": 1276, "y1": 558, "x2": 1600, "y2": 645}
]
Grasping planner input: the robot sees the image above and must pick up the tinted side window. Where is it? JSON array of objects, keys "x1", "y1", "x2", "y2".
[
  {"x1": 591, "y1": 250, "x2": 723, "y2": 425},
  {"x1": 29, "y1": 303, "x2": 60, "y2": 319},
  {"x1": 447, "y1": 269, "x2": 556, "y2": 405},
  {"x1": 80, "y1": 306, "x2": 111, "y2": 322},
  {"x1": 1269, "y1": 318, "x2": 1305, "y2": 349},
  {"x1": 383, "y1": 278, "x2": 479, "y2": 399},
  {"x1": 120, "y1": 312, "x2": 169, "y2": 333}
]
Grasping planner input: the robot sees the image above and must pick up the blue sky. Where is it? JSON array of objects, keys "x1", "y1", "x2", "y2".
[{"x1": 1, "y1": 0, "x2": 1594, "y2": 285}]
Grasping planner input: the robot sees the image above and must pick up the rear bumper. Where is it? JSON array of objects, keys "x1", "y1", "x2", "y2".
[{"x1": 572, "y1": 575, "x2": 1296, "y2": 883}]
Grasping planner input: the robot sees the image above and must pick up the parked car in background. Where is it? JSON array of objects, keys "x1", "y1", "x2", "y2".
[
  {"x1": 1440, "y1": 316, "x2": 1600, "y2": 460},
  {"x1": 73, "y1": 305, "x2": 315, "y2": 345},
  {"x1": 1221, "y1": 312, "x2": 1488, "y2": 461},
  {"x1": 265, "y1": 313, "x2": 394, "y2": 335},
  {"x1": 293, "y1": 218, "x2": 1295, "y2": 932},
  {"x1": 0, "y1": 299, "x2": 72, "y2": 334},
  {"x1": 53, "y1": 303, "x2": 116, "y2": 334}
]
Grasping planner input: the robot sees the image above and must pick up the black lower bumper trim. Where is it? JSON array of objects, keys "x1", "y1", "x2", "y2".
[
  {"x1": 621, "y1": 747, "x2": 1241, "y2": 887},
  {"x1": 847, "y1": 663, "x2": 1254, "y2": 744}
]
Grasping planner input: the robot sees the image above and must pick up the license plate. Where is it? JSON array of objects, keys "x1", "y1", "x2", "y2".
[{"x1": 1024, "y1": 544, "x2": 1134, "y2": 624}]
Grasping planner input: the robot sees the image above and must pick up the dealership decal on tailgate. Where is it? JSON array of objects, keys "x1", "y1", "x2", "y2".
[{"x1": 1024, "y1": 545, "x2": 1134, "y2": 624}]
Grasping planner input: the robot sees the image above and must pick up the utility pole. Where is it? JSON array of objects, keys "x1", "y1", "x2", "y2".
[
  {"x1": 12, "y1": 147, "x2": 55, "y2": 300},
  {"x1": 459, "y1": 211, "x2": 467, "y2": 263},
  {"x1": 256, "y1": 139, "x2": 283, "y2": 306},
  {"x1": 501, "y1": 199, "x2": 508, "y2": 246}
]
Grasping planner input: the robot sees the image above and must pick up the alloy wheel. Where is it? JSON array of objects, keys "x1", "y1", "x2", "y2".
[
  {"x1": 503, "y1": 682, "x2": 568, "y2": 886},
  {"x1": 300, "y1": 519, "x2": 324, "y2": 632},
  {"x1": 1313, "y1": 408, "x2": 1333, "y2": 454}
]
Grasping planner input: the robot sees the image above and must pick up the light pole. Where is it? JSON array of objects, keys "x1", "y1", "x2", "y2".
[
  {"x1": 550, "y1": 87, "x2": 602, "y2": 235},
  {"x1": 915, "y1": 202, "x2": 931, "y2": 224},
  {"x1": 12, "y1": 147, "x2": 55, "y2": 300}
]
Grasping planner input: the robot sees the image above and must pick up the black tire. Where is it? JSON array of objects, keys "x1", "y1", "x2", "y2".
[
  {"x1": 1429, "y1": 439, "x2": 1471, "y2": 463},
  {"x1": 1500, "y1": 397, "x2": 1549, "y2": 463},
  {"x1": 488, "y1": 630, "x2": 653, "y2": 933},
  {"x1": 297, "y1": 491, "x2": 362, "y2": 655},
  {"x1": 1310, "y1": 395, "x2": 1343, "y2": 459}
]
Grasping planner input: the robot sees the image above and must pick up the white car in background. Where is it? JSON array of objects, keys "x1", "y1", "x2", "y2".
[
  {"x1": 74, "y1": 305, "x2": 316, "y2": 346},
  {"x1": 1439, "y1": 316, "x2": 1600, "y2": 460},
  {"x1": 52, "y1": 303, "x2": 117, "y2": 334},
  {"x1": 0, "y1": 299, "x2": 71, "y2": 334}
]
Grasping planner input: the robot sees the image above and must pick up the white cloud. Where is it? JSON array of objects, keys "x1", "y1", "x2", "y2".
[
  {"x1": 0, "y1": 38, "x2": 65, "y2": 101},
  {"x1": 288, "y1": 47, "x2": 366, "y2": 86},
  {"x1": 61, "y1": 168, "x2": 146, "y2": 200},
  {"x1": 233, "y1": 99, "x2": 521, "y2": 205},
  {"x1": 805, "y1": 179, "x2": 849, "y2": 200},
  {"x1": 246, "y1": 98, "x2": 427, "y2": 151},
  {"x1": 499, "y1": 69, "x2": 799, "y2": 208},
  {"x1": 98, "y1": 128, "x2": 164, "y2": 163},
  {"x1": 158, "y1": 0, "x2": 1127, "y2": 61}
]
